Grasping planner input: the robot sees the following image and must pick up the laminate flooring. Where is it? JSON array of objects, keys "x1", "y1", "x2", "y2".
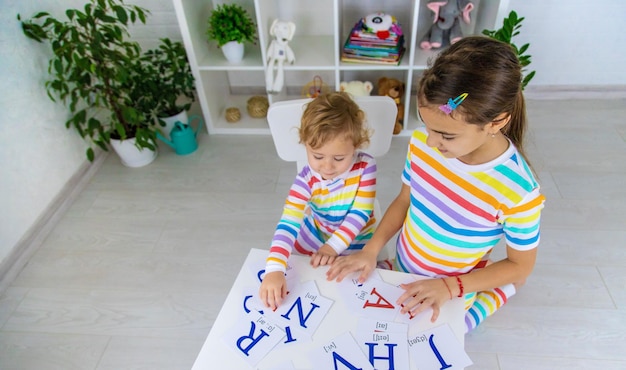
[{"x1": 1, "y1": 99, "x2": 625, "y2": 369}]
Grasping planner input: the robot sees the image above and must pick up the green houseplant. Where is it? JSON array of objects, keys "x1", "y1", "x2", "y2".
[
  {"x1": 132, "y1": 38, "x2": 196, "y2": 137},
  {"x1": 206, "y1": 4, "x2": 257, "y2": 62},
  {"x1": 18, "y1": 0, "x2": 158, "y2": 164},
  {"x1": 482, "y1": 10, "x2": 536, "y2": 90}
]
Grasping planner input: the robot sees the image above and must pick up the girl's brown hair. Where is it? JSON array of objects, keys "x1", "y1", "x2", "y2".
[
  {"x1": 299, "y1": 92, "x2": 370, "y2": 150},
  {"x1": 418, "y1": 36, "x2": 530, "y2": 165}
]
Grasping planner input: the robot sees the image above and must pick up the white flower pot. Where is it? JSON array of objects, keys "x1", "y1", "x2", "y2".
[
  {"x1": 221, "y1": 41, "x2": 244, "y2": 63},
  {"x1": 160, "y1": 110, "x2": 189, "y2": 140},
  {"x1": 110, "y1": 137, "x2": 157, "y2": 168}
]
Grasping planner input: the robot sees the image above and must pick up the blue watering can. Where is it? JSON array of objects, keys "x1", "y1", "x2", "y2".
[{"x1": 157, "y1": 115, "x2": 203, "y2": 155}]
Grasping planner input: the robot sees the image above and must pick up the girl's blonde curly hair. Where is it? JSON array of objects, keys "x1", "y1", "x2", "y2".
[{"x1": 299, "y1": 92, "x2": 371, "y2": 150}]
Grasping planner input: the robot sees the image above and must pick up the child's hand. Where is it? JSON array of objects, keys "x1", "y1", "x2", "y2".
[
  {"x1": 310, "y1": 244, "x2": 338, "y2": 267},
  {"x1": 259, "y1": 271, "x2": 287, "y2": 311},
  {"x1": 326, "y1": 248, "x2": 378, "y2": 283},
  {"x1": 396, "y1": 278, "x2": 451, "y2": 323}
]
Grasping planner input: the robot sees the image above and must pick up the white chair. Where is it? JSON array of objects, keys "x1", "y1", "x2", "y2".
[{"x1": 266, "y1": 95, "x2": 398, "y2": 262}]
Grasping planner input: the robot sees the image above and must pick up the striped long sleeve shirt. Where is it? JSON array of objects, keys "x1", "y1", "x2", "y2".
[{"x1": 265, "y1": 152, "x2": 377, "y2": 274}]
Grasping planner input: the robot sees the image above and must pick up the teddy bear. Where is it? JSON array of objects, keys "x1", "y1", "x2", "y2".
[
  {"x1": 339, "y1": 80, "x2": 373, "y2": 97},
  {"x1": 377, "y1": 77, "x2": 404, "y2": 134}
]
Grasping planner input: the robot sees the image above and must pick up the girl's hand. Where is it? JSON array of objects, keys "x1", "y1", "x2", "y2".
[
  {"x1": 326, "y1": 249, "x2": 378, "y2": 283},
  {"x1": 310, "y1": 244, "x2": 338, "y2": 267},
  {"x1": 396, "y1": 278, "x2": 451, "y2": 323},
  {"x1": 259, "y1": 271, "x2": 287, "y2": 311}
]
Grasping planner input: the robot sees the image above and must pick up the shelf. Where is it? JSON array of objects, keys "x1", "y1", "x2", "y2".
[{"x1": 174, "y1": 0, "x2": 509, "y2": 135}]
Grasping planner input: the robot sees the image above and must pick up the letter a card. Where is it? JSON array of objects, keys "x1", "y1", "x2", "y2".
[
  {"x1": 338, "y1": 276, "x2": 403, "y2": 322},
  {"x1": 308, "y1": 332, "x2": 374, "y2": 370},
  {"x1": 407, "y1": 324, "x2": 472, "y2": 369},
  {"x1": 222, "y1": 310, "x2": 285, "y2": 367}
]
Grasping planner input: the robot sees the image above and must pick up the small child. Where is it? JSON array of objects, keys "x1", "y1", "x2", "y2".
[{"x1": 259, "y1": 92, "x2": 377, "y2": 310}]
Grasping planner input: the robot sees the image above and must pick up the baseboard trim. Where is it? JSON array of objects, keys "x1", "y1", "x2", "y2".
[
  {"x1": 524, "y1": 85, "x2": 626, "y2": 100},
  {"x1": 0, "y1": 151, "x2": 108, "y2": 295}
]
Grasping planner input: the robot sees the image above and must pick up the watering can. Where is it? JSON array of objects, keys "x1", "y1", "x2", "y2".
[{"x1": 157, "y1": 115, "x2": 203, "y2": 155}]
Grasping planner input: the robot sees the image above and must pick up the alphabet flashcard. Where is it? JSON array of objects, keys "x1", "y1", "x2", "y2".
[
  {"x1": 407, "y1": 324, "x2": 472, "y2": 369},
  {"x1": 308, "y1": 332, "x2": 375, "y2": 370},
  {"x1": 222, "y1": 310, "x2": 285, "y2": 367},
  {"x1": 338, "y1": 277, "x2": 403, "y2": 322},
  {"x1": 354, "y1": 318, "x2": 410, "y2": 370},
  {"x1": 263, "y1": 280, "x2": 333, "y2": 343}
]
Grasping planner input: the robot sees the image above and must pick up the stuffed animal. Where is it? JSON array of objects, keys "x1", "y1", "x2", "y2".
[
  {"x1": 420, "y1": 0, "x2": 474, "y2": 49},
  {"x1": 266, "y1": 19, "x2": 296, "y2": 94},
  {"x1": 339, "y1": 80, "x2": 373, "y2": 97},
  {"x1": 363, "y1": 12, "x2": 403, "y2": 40},
  {"x1": 377, "y1": 77, "x2": 404, "y2": 135}
]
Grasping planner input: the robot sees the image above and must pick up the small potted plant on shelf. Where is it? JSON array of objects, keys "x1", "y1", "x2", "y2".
[
  {"x1": 134, "y1": 38, "x2": 196, "y2": 138},
  {"x1": 18, "y1": 0, "x2": 159, "y2": 167},
  {"x1": 482, "y1": 10, "x2": 536, "y2": 90},
  {"x1": 206, "y1": 3, "x2": 257, "y2": 63}
]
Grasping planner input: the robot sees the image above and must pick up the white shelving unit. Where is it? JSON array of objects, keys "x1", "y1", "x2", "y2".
[{"x1": 173, "y1": 0, "x2": 509, "y2": 136}]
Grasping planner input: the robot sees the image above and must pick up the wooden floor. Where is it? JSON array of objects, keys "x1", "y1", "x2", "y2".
[{"x1": 1, "y1": 99, "x2": 626, "y2": 369}]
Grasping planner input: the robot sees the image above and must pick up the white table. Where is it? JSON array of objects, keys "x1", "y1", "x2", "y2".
[{"x1": 192, "y1": 248, "x2": 466, "y2": 369}]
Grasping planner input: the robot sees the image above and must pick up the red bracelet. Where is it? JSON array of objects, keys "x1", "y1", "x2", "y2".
[
  {"x1": 455, "y1": 276, "x2": 464, "y2": 297},
  {"x1": 442, "y1": 278, "x2": 452, "y2": 300}
]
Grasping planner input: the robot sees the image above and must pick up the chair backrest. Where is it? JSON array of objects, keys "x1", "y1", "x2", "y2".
[{"x1": 267, "y1": 95, "x2": 397, "y2": 171}]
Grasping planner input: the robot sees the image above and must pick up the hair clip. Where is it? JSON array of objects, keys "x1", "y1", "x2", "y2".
[{"x1": 439, "y1": 93, "x2": 468, "y2": 114}]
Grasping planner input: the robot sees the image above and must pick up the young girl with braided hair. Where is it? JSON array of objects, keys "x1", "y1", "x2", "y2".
[{"x1": 327, "y1": 36, "x2": 546, "y2": 332}]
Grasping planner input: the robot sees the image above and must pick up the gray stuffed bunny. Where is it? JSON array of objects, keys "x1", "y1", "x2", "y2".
[{"x1": 420, "y1": 0, "x2": 474, "y2": 49}]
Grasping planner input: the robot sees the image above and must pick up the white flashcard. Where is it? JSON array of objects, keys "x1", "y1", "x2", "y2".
[
  {"x1": 338, "y1": 278, "x2": 403, "y2": 321},
  {"x1": 264, "y1": 280, "x2": 333, "y2": 341},
  {"x1": 222, "y1": 310, "x2": 285, "y2": 368},
  {"x1": 240, "y1": 285, "x2": 267, "y2": 316},
  {"x1": 308, "y1": 332, "x2": 374, "y2": 370},
  {"x1": 407, "y1": 324, "x2": 473, "y2": 370},
  {"x1": 353, "y1": 327, "x2": 410, "y2": 370},
  {"x1": 355, "y1": 317, "x2": 408, "y2": 335}
]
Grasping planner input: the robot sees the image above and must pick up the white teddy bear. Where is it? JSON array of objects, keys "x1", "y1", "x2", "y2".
[
  {"x1": 339, "y1": 80, "x2": 373, "y2": 97},
  {"x1": 265, "y1": 19, "x2": 296, "y2": 94}
]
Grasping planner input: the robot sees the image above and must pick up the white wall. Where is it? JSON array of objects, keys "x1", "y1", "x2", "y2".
[
  {"x1": 0, "y1": 0, "x2": 87, "y2": 265},
  {"x1": 0, "y1": 0, "x2": 182, "y2": 272},
  {"x1": 507, "y1": 0, "x2": 626, "y2": 86}
]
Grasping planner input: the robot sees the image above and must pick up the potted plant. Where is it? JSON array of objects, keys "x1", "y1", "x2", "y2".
[
  {"x1": 482, "y1": 10, "x2": 536, "y2": 90},
  {"x1": 18, "y1": 0, "x2": 159, "y2": 167},
  {"x1": 206, "y1": 3, "x2": 257, "y2": 63},
  {"x1": 131, "y1": 38, "x2": 196, "y2": 139}
]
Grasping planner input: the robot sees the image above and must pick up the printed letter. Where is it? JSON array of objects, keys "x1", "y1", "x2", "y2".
[
  {"x1": 236, "y1": 321, "x2": 269, "y2": 356},
  {"x1": 363, "y1": 287, "x2": 395, "y2": 309},
  {"x1": 428, "y1": 334, "x2": 452, "y2": 370}
]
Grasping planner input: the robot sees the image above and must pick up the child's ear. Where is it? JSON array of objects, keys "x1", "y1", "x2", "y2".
[{"x1": 489, "y1": 112, "x2": 511, "y2": 132}]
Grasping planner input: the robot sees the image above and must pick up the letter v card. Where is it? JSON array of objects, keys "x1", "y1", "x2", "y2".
[
  {"x1": 308, "y1": 332, "x2": 374, "y2": 370},
  {"x1": 222, "y1": 310, "x2": 285, "y2": 367}
]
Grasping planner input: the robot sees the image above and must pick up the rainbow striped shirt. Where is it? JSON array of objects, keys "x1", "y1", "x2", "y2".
[
  {"x1": 265, "y1": 152, "x2": 377, "y2": 274},
  {"x1": 396, "y1": 128, "x2": 545, "y2": 276}
]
